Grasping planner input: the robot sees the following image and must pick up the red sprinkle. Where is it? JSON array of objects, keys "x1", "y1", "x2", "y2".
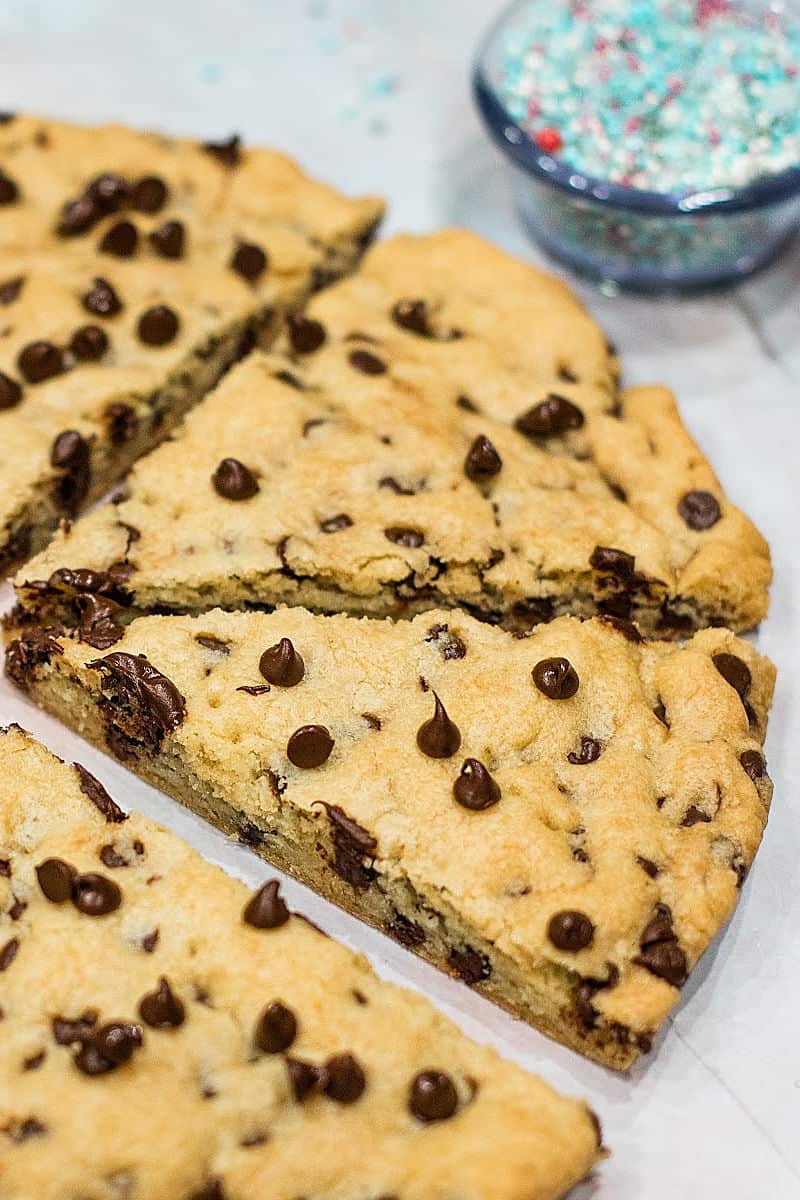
[{"x1": 534, "y1": 127, "x2": 563, "y2": 154}]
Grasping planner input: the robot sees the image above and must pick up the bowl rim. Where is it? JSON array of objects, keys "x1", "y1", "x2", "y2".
[{"x1": 473, "y1": 1, "x2": 800, "y2": 217}]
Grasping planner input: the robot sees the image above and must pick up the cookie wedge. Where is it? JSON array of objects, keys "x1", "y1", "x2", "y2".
[
  {"x1": 13, "y1": 232, "x2": 770, "y2": 635},
  {"x1": 7, "y1": 608, "x2": 775, "y2": 1069},
  {"x1": 0, "y1": 724, "x2": 601, "y2": 1199}
]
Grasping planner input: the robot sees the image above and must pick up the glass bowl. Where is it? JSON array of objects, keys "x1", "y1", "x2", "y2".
[{"x1": 473, "y1": 0, "x2": 800, "y2": 291}]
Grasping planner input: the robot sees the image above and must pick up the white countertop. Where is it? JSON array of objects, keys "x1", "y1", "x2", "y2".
[{"x1": 1, "y1": 2, "x2": 798, "y2": 1196}]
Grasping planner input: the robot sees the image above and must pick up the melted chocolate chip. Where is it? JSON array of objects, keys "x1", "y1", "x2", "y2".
[
  {"x1": 70, "y1": 323, "x2": 109, "y2": 361},
  {"x1": 75, "y1": 763, "x2": 127, "y2": 822},
  {"x1": 740, "y1": 749, "x2": 765, "y2": 781},
  {"x1": 87, "y1": 651, "x2": 187, "y2": 747},
  {"x1": 131, "y1": 175, "x2": 168, "y2": 213},
  {"x1": 599, "y1": 614, "x2": 643, "y2": 643},
  {"x1": 515, "y1": 394, "x2": 584, "y2": 437},
  {"x1": 590, "y1": 546, "x2": 635, "y2": 579},
  {"x1": 287, "y1": 314, "x2": 326, "y2": 353},
  {"x1": 548, "y1": 910, "x2": 595, "y2": 951},
  {"x1": 384, "y1": 526, "x2": 424, "y2": 548},
  {"x1": 137, "y1": 304, "x2": 179, "y2": 346},
  {"x1": 149, "y1": 219, "x2": 185, "y2": 259},
  {"x1": 105, "y1": 401, "x2": 139, "y2": 445},
  {"x1": 5, "y1": 627, "x2": 64, "y2": 689},
  {"x1": 286, "y1": 1056, "x2": 326, "y2": 1101},
  {"x1": 72, "y1": 872, "x2": 122, "y2": 916},
  {"x1": 712, "y1": 652, "x2": 751, "y2": 698},
  {"x1": 0, "y1": 372, "x2": 22, "y2": 410},
  {"x1": 203, "y1": 134, "x2": 242, "y2": 166},
  {"x1": 99, "y1": 219, "x2": 138, "y2": 257},
  {"x1": 409, "y1": 1070, "x2": 458, "y2": 1122},
  {"x1": 231, "y1": 241, "x2": 268, "y2": 281},
  {"x1": 320, "y1": 513, "x2": 353, "y2": 533},
  {"x1": 464, "y1": 434, "x2": 502, "y2": 483},
  {"x1": 138, "y1": 977, "x2": 185, "y2": 1028},
  {"x1": 567, "y1": 737, "x2": 601, "y2": 765},
  {"x1": 678, "y1": 490, "x2": 721, "y2": 530},
  {"x1": 319, "y1": 803, "x2": 377, "y2": 891},
  {"x1": 349, "y1": 348, "x2": 387, "y2": 375},
  {"x1": 0, "y1": 169, "x2": 20, "y2": 205},
  {"x1": 0, "y1": 937, "x2": 19, "y2": 971},
  {"x1": 212, "y1": 457, "x2": 259, "y2": 500},
  {"x1": 18, "y1": 341, "x2": 65, "y2": 384},
  {"x1": 255, "y1": 1001, "x2": 297, "y2": 1053},
  {"x1": 259, "y1": 638, "x2": 304, "y2": 687},
  {"x1": 453, "y1": 759, "x2": 500, "y2": 810},
  {"x1": 511, "y1": 598, "x2": 554, "y2": 628},
  {"x1": 243, "y1": 879, "x2": 290, "y2": 929},
  {"x1": 36, "y1": 858, "x2": 77, "y2": 903},
  {"x1": 0, "y1": 275, "x2": 24, "y2": 304},
  {"x1": 324, "y1": 1053, "x2": 366, "y2": 1103},
  {"x1": 532, "y1": 657, "x2": 579, "y2": 700},
  {"x1": 287, "y1": 724, "x2": 334, "y2": 768},
  {"x1": 51, "y1": 430, "x2": 91, "y2": 513},
  {"x1": 82, "y1": 276, "x2": 122, "y2": 318},
  {"x1": 416, "y1": 692, "x2": 461, "y2": 759}
]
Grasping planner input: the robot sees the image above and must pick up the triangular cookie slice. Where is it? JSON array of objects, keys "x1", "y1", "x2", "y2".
[
  {"x1": 0, "y1": 724, "x2": 602, "y2": 1198},
  {"x1": 14, "y1": 232, "x2": 770, "y2": 635},
  {"x1": 7, "y1": 607, "x2": 775, "y2": 1069}
]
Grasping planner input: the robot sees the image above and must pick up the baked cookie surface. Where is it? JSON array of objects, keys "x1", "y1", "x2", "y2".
[
  {"x1": 6, "y1": 607, "x2": 775, "y2": 1068},
  {"x1": 14, "y1": 232, "x2": 770, "y2": 635},
  {"x1": 0, "y1": 724, "x2": 601, "y2": 1200}
]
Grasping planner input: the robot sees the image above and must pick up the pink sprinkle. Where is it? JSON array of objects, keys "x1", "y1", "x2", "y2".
[
  {"x1": 624, "y1": 116, "x2": 641, "y2": 134},
  {"x1": 787, "y1": 65, "x2": 798, "y2": 79},
  {"x1": 708, "y1": 127, "x2": 721, "y2": 147},
  {"x1": 527, "y1": 98, "x2": 541, "y2": 119},
  {"x1": 594, "y1": 36, "x2": 608, "y2": 52},
  {"x1": 626, "y1": 53, "x2": 641, "y2": 72},
  {"x1": 598, "y1": 65, "x2": 612, "y2": 82}
]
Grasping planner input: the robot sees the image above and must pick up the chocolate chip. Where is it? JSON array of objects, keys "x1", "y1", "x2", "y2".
[
  {"x1": 287, "y1": 314, "x2": 326, "y2": 353},
  {"x1": 7, "y1": 1117, "x2": 46, "y2": 1142},
  {"x1": 139, "y1": 977, "x2": 185, "y2": 1028},
  {"x1": 324, "y1": 1053, "x2": 366, "y2": 1103},
  {"x1": 637, "y1": 856, "x2": 660, "y2": 878},
  {"x1": 456, "y1": 394, "x2": 478, "y2": 412},
  {"x1": 53, "y1": 1013, "x2": 97, "y2": 1045},
  {"x1": 75, "y1": 1022, "x2": 142, "y2": 1074},
  {"x1": 653, "y1": 700, "x2": 669, "y2": 727},
  {"x1": 640, "y1": 904, "x2": 676, "y2": 947},
  {"x1": 243, "y1": 879, "x2": 290, "y2": 929},
  {"x1": 287, "y1": 724, "x2": 334, "y2": 769},
  {"x1": 558, "y1": 364, "x2": 579, "y2": 382},
  {"x1": 681, "y1": 805, "x2": 712, "y2": 827},
  {"x1": 137, "y1": 304, "x2": 179, "y2": 346},
  {"x1": 532, "y1": 657, "x2": 579, "y2": 700},
  {"x1": 409, "y1": 1070, "x2": 458, "y2": 1122},
  {"x1": 23, "y1": 1052, "x2": 46, "y2": 1071},
  {"x1": 448, "y1": 945, "x2": 491, "y2": 984},
  {"x1": 189, "y1": 1181, "x2": 226, "y2": 1200},
  {"x1": 391, "y1": 298, "x2": 433, "y2": 336},
  {"x1": 425, "y1": 623, "x2": 466, "y2": 660},
  {"x1": 315, "y1": 514, "x2": 355, "y2": 539},
  {"x1": 196, "y1": 635, "x2": 231, "y2": 654},
  {"x1": 548, "y1": 910, "x2": 594, "y2": 951},
  {"x1": 259, "y1": 638, "x2": 304, "y2": 687},
  {"x1": 0, "y1": 169, "x2": 19, "y2": 205},
  {"x1": 18, "y1": 341, "x2": 65, "y2": 383},
  {"x1": 131, "y1": 175, "x2": 169, "y2": 213},
  {"x1": 106, "y1": 401, "x2": 139, "y2": 445},
  {"x1": 72, "y1": 872, "x2": 122, "y2": 916},
  {"x1": 384, "y1": 526, "x2": 424, "y2": 548},
  {"x1": 417, "y1": 692, "x2": 461, "y2": 759},
  {"x1": 99, "y1": 219, "x2": 138, "y2": 257},
  {"x1": 75, "y1": 763, "x2": 127, "y2": 822},
  {"x1": 203, "y1": 134, "x2": 242, "y2": 166},
  {"x1": 142, "y1": 929, "x2": 159, "y2": 952},
  {"x1": 286, "y1": 1056, "x2": 325, "y2": 1101},
  {"x1": 36, "y1": 858, "x2": 77, "y2": 903},
  {"x1": 5, "y1": 627, "x2": 63, "y2": 688},
  {"x1": 99, "y1": 845, "x2": 129, "y2": 869},
  {"x1": 678, "y1": 490, "x2": 721, "y2": 530},
  {"x1": 57, "y1": 194, "x2": 99, "y2": 236},
  {"x1": 567, "y1": 737, "x2": 601, "y2": 765},
  {"x1": 378, "y1": 475, "x2": 415, "y2": 495},
  {"x1": 51, "y1": 430, "x2": 91, "y2": 513},
  {"x1": 515, "y1": 394, "x2": 584, "y2": 437},
  {"x1": 0, "y1": 938, "x2": 19, "y2": 971},
  {"x1": 599, "y1": 614, "x2": 643, "y2": 643},
  {"x1": 0, "y1": 860, "x2": 9, "y2": 878},
  {"x1": 82, "y1": 276, "x2": 122, "y2": 318},
  {"x1": 0, "y1": 372, "x2": 22, "y2": 410},
  {"x1": 212, "y1": 457, "x2": 259, "y2": 500},
  {"x1": 590, "y1": 546, "x2": 635, "y2": 579},
  {"x1": 318, "y1": 803, "x2": 377, "y2": 891},
  {"x1": 389, "y1": 912, "x2": 426, "y2": 946},
  {"x1": 231, "y1": 241, "x2": 268, "y2": 281},
  {"x1": 70, "y1": 323, "x2": 109, "y2": 361},
  {"x1": 273, "y1": 368, "x2": 305, "y2": 390},
  {"x1": 0, "y1": 275, "x2": 24, "y2": 304},
  {"x1": 149, "y1": 219, "x2": 185, "y2": 259},
  {"x1": 712, "y1": 652, "x2": 751, "y2": 698},
  {"x1": 464, "y1": 435, "x2": 502, "y2": 483},
  {"x1": 88, "y1": 652, "x2": 187, "y2": 745},
  {"x1": 349, "y1": 348, "x2": 387, "y2": 375},
  {"x1": 453, "y1": 759, "x2": 500, "y2": 810},
  {"x1": 255, "y1": 1001, "x2": 297, "y2": 1053},
  {"x1": 88, "y1": 173, "x2": 130, "y2": 212},
  {"x1": 635, "y1": 941, "x2": 688, "y2": 987},
  {"x1": 740, "y1": 749, "x2": 765, "y2": 780}
]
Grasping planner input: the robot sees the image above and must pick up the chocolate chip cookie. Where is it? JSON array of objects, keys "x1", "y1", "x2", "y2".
[{"x1": 7, "y1": 607, "x2": 774, "y2": 1069}]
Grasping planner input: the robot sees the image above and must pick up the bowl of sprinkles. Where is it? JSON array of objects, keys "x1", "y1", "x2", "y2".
[{"x1": 474, "y1": 0, "x2": 800, "y2": 289}]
